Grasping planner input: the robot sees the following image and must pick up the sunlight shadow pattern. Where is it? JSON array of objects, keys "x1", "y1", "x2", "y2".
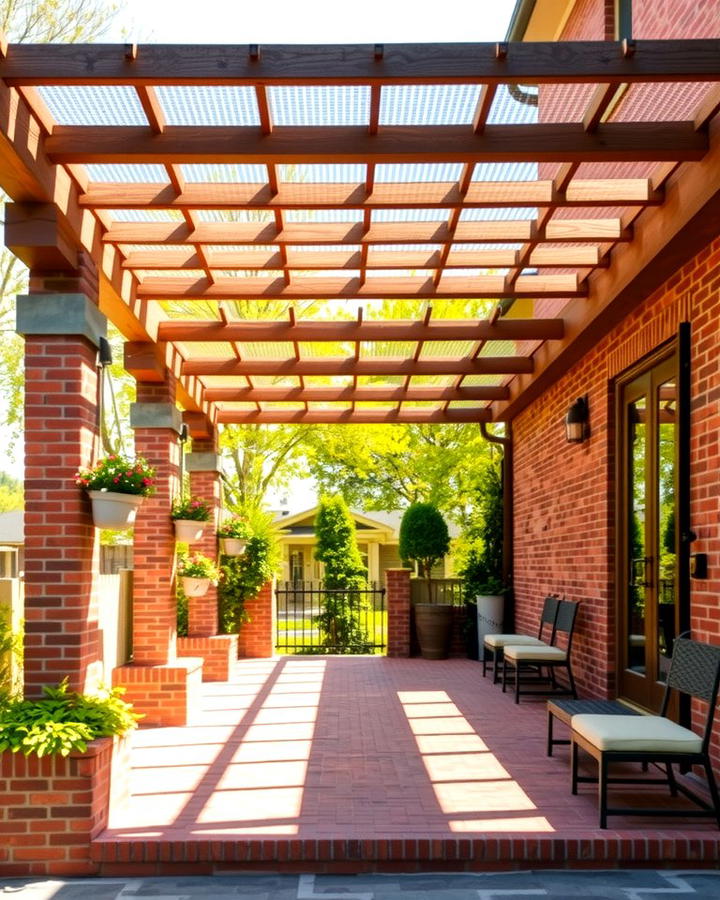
[{"x1": 397, "y1": 690, "x2": 554, "y2": 834}]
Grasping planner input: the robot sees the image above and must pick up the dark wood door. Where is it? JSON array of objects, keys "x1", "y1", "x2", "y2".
[{"x1": 618, "y1": 354, "x2": 678, "y2": 712}]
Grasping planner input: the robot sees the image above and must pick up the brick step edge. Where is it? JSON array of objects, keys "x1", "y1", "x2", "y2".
[{"x1": 90, "y1": 836, "x2": 720, "y2": 871}]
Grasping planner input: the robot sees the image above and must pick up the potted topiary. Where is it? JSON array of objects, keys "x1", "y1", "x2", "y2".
[
  {"x1": 217, "y1": 517, "x2": 252, "y2": 556},
  {"x1": 399, "y1": 503, "x2": 452, "y2": 659},
  {"x1": 171, "y1": 495, "x2": 212, "y2": 543},
  {"x1": 178, "y1": 552, "x2": 220, "y2": 597},
  {"x1": 75, "y1": 454, "x2": 156, "y2": 529}
]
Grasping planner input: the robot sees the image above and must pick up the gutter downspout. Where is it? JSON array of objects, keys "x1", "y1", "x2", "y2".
[{"x1": 480, "y1": 421, "x2": 514, "y2": 629}]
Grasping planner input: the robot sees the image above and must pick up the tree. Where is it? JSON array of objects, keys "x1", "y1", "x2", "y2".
[
  {"x1": 0, "y1": 0, "x2": 123, "y2": 456},
  {"x1": 0, "y1": 472, "x2": 23, "y2": 512},
  {"x1": 456, "y1": 459, "x2": 505, "y2": 598},
  {"x1": 399, "y1": 503, "x2": 450, "y2": 582},
  {"x1": 312, "y1": 495, "x2": 370, "y2": 652}
]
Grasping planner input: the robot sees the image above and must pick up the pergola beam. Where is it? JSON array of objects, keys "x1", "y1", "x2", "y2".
[
  {"x1": 159, "y1": 317, "x2": 564, "y2": 343},
  {"x1": 2, "y1": 40, "x2": 719, "y2": 84},
  {"x1": 46, "y1": 123, "x2": 707, "y2": 165},
  {"x1": 215, "y1": 408, "x2": 492, "y2": 424},
  {"x1": 182, "y1": 357, "x2": 532, "y2": 376},
  {"x1": 204, "y1": 385, "x2": 508, "y2": 402}
]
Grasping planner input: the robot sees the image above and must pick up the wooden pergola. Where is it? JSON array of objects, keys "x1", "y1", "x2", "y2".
[{"x1": 3, "y1": 39, "x2": 720, "y2": 426}]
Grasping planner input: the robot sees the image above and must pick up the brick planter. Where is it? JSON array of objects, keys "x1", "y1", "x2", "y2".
[{"x1": 0, "y1": 733, "x2": 131, "y2": 876}]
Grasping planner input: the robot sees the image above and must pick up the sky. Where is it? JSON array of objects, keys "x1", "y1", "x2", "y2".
[{"x1": 110, "y1": 0, "x2": 517, "y2": 44}]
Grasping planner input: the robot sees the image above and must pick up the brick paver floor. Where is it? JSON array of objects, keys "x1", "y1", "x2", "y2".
[{"x1": 98, "y1": 656, "x2": 720, "y2": 850}]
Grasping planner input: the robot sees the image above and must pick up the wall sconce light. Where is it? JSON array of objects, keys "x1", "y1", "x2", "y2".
[{"x1": 565, "y1": 396, "x2": 589, "y2": 443}]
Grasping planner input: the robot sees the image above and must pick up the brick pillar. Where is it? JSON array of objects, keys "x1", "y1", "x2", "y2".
[
  {"x1": 112, "y1": 382, "x2": 203, "y2": 725},
  {"x1": 237, "y1": 581, "x2": 275, "y2": 658},
  {"x1": 386, "y1": 568, "x2": 412, "y2": 658},
  {"x1": 17, "y1": 291, "x2": 106, "y2": 696},
  {"x1": 176, "y1": 441, "x2": 238, "y2": 681}
]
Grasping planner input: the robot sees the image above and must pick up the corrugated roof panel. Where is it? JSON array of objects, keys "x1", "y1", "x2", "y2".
[
  {"x1": 372, "y1": 208, "x2": 451, "y2": 222},
  {"x1": 459, "y1": 207, "x2": 537, "y2": 221},
  {"x1": 285, "y1": 209, "x2": 364, "y2": 223},
  {"x1": 269, "y1": 85, "x2": 370, "y2": 125},
  {"x1": 86, "y1": 163, "x2": 168, "y2": 182},
  {"x1": 461, "y1": 374, "x2": 506, "y2": 386},
  {"x1": 486, "y1": 84, "x2": 538, "y2": 125},
  {"x1": 472, "y1": 161, "x2": 539, "y2": 181},
  {"x1": 110, "y1": 209, "x2": 184, "y2": 222},
  {"x1": 196, "y1": 209, "x2": 275, "y2": 223},
  {"x1": 279, "y1": 164, "x2": 366, "y2": 182},
  {"x1": 236, "y1": 342, "x2": 296, "y2": 359},
  {"x1": 375, "y1": 163, "x2": 464, "y2": 183},
  {"x1": 156, "y1": 85, "x2": 260, "y2": 125},
  {"x1": 38, "y1": 85, "x2": 147, "y2": 125},
  {"x1": 421, "y1": 341, "x2": 475, "y2": 358},
  {"x1": 380, "y1": 84, "x2": 481, "y2": 125},
  {"x1": 247, "y1": 375, "x2": 301, "y2": 387},
  {"x1": 360, "y1": 341, "x2": 416, "y2": 359},
  {"x1": 182, "y1": 164, "x2": 268, "y2": 183}
]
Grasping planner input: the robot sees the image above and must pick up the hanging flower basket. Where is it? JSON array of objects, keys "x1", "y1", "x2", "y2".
[
  {"x1": 174, "y1": 519, "x2": 206, "y2": 543},
  {"x1": 180, "y1": 576, "x2": 212, "y2": 597},
  {"x1": 217, "y1": 517, "x2": 252, "y2": 556},
  {"x1": 220, "y1": 537, "x2": 248, "y2": 556},
  {"x1": 87, "y1": 490, "x2": 144, "y2": 530}
]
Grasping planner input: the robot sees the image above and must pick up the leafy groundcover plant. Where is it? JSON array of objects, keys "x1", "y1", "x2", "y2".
[
  {"x1": 75, "y1": 454, "x2": 156, "y2": 496},
  {"x1": 171, "y1": 496, "x2": 211, "y2": 521},
  {"x1": 0, "y1": 680, "x2": 142, "y2": 757}
]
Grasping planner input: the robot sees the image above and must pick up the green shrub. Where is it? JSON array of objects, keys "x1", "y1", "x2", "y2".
[
  {"x1": 457, "y1": 460, "x2": 505, "y2": 598},
  {"x1": 0, "y1": 680, "x2": 142, "y2": 757},
  {"x1": 399, "y1": 502, "x2": 450, "y2": 580}
]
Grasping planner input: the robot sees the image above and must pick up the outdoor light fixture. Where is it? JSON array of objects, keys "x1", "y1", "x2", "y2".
[{"x1": 565, "y1": 396, "x2": 589, "y2": 443}]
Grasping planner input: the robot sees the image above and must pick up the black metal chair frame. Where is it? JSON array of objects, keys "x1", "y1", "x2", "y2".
[
  {"x1": 570, "y1": 636, "x2": 720, "y2": 829},
  {"x1": 482, "y1": 593, "x2": 560, "y2": 684},
  {"x1": 501, "y1": 599, "x2": 579, "y2": 704}
]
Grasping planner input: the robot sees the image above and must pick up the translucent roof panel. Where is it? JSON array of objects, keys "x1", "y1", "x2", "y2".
[
  {"x1": 195, "y1": 209, "x2": 275, "y2": 223},
  {"x1": 290, "y1": 244, "x2": 362, "y2": 252},
  {"x1": 293, "y1": 269, "x2": 361, "y2": 279},
  {"x1": 182, "y1": 164, "x2": 268, "y2": 183},
  {"x1": 279, "y1": 164, "x2": 366, "y2": 183},
  {"x1": 39, "y1": 85, "x2": 148, "y2": 125},
  {"x1": 268, "y1": 86, "x2": 370, "y2": 125},
  {"x1": 409, "y1": 375, "x2": 457, "y2": 387},
  {"x1": 236, "y1": 342, "x2": 295, "y2": 359},
  {"x1": 375, "y1": 163, "x2": 464, "y2": 183},
  {"x1": 372, "y1": 209, "x2": 451, "y2": 222},
  {"x1": 247, "y1": 375, "x2": 301, "y2": 387},
  {"x1": 486, "y1": 84, "x2": 538, "y2": 125},
  {"x1": 110, "y1": 209, "x2": 184, "y2": 222},
  {"x1": 380, "y1": 84, "x2": 481, "y2": 125},
  {"x1": 372, "y1": 244, "x2": 444, "y2": 253},
  {"x1": 303, "y1": 375, "x2": 355, "y2": 387},
  {"x1": 459, "y1": 207, "x2": 538, "y2": 222},
  {"x1": 421, "y1": 341, "x2": 475, "y2": 358},
  {"x1": 285, "y1": 209, "x2": 364, "y2": 223},
  {"x1": 356, "y1": 375, "x2": 406, "y2": 387},
  {"x1": 85, "y1": 164, "x2": 168, "y2": 183},
  {"x1": 360, "y1": 341, "x2": 416, "y2": 359},
  {"x1": 472, "y1": 162, "x2": 539, "y2": 182},
  {"x1": 156, "y1": 86, "x2": 260, "y2": 125},
  {"x1": 460, "y1": 374, "x2": 506, "y2": 386}
]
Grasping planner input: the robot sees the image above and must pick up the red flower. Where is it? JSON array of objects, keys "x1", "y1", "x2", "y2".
[{"x1": 113, "y1": 477, "x2": 120, "y2": 483}]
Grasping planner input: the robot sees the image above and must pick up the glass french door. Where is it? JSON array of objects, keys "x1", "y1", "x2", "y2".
[{"x1": 618, "y1": 354, "x2": 678, "y2": 711}]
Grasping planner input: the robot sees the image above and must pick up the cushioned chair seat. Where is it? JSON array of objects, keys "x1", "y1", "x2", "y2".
[
  {"x1": 504, "y1": 644, "x2": 567, "y2": 662},
  {"x1": 484, "y1": 634, "x2": 545, "y2": 649},
  {"x1": 572, "y1": 714, "x2": 703, "y2": 754}
]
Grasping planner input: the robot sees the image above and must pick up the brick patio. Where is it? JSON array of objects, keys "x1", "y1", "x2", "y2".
[{"x1": 92, "y1": 656, "x2": 720, "y2": 874}]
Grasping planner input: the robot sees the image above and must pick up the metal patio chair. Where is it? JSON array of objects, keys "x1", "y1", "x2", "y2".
[
  {"x1": 570, "y1": 635, "x2": 720, "y2": 829},
  {"x1": 482, "y1": 593, "x2": 560, "y2": 683},
  {"x1": 501, "y1": 599, "x2": 580, "y2": 704}
]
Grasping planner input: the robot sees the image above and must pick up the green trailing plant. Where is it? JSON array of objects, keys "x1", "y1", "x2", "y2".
[
  {"x1": 217, "y1": 517, "x2": 253, "y2": 539},
  {"x1": 178, "y1": 553, "x2": 220, "y2": 582},
  {"x1": 218, "y1": 510, "x2": 281, "y2": 634},
  {"x1": 0, "y1": 680, "x2": 142, "y2": 758},
  {"x1": 171, "y1": 495, "x2": 212, "y2": 521},
  {"x1": 75, "y1": 454, "x2": 156, "y2": 496},
  {"x1": 312, "y1": 495, "x2": 371, "y2": 653}
]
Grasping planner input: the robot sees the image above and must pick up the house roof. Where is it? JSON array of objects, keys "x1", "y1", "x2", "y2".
[
  {"x1": 274, "y1": 505, "x2": 459, "y2": 539},
  {"x1": 0, "y1": 511, "x2": 24, "y2": 546}
]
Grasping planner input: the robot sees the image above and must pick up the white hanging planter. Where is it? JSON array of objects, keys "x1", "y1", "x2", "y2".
[
  {"x1": 220, "y1": 537, "x2": 247, "y2": 556},
  {"x1": 174, "y1": 519, "x2": 206, "y2": 543},
  {"x1": 87, "y1": 490, "x2": 144, "y2": 530},
  {"x1": 181, "y1": 576, "x2": 212, "y2": 597}
]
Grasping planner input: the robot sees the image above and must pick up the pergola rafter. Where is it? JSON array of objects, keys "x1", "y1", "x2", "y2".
[{"x1": 1, "y1": 39, "x2": 719, "y2": 425}]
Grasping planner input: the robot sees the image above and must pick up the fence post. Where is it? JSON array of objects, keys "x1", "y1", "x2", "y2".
[
  {"x1": 237, "y1": 580, "x2": 275, "y2": 658},
  {"x1": 386, "y1": 568, "x2": 412, "y2": 658}
]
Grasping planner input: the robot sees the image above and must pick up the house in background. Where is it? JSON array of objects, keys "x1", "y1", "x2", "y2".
[
  {"x1": 274, "y1": 506, "x2": 457, "y2": 584},
  {"x1": 0, "y1": 511, "x2": 23, "y2": 578}
]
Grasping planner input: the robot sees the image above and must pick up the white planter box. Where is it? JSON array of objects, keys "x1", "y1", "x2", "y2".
[
  {"x1": 174, "y1": 519, "x2": 206, "y2": 543},
  {"x1": 181, "y1": 576, "x2": 211, "y2": 597},
  {"x1": 88, "y1": 491, "x2": 143, "y2": 530}
]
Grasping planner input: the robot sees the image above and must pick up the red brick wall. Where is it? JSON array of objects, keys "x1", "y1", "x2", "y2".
[
  {"x1": 177, "y1": 634, "x2": 237, "y2": 681},
  {"x1": 237, "y1": 581, "x2": 274, "y2": 658},
  {"x1": 23, "y1": 335, "x2": 101, "y2": 696},
  {"x1": 0, "y1": 735, "x2": 128, "y2": 876},
  {"x1": 513, "y1": 238, "x2": 720, "y2": 713},
  {"x1": 113, "y1": 659, "x2": 203, "y2": 726},
  {"x1": 386, "y1": 569, "x2": 412, "y2": 657}
]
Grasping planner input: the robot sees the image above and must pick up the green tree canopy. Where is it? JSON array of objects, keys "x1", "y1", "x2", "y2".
[
  {"x1": 399, "y1": 503, "x2": 450, "y2": 580},
  {"x1": 313, "y1": 495, "x2": 367, "y2": 591}
]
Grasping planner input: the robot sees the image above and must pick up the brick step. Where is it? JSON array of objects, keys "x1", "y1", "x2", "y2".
[{"x1": 90, "y1": 834, "x2": 720, "y2": 876}]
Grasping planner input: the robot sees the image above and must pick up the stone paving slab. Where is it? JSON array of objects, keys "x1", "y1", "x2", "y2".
[{"x1": 3, "y1": 871, "x2": 720, "y2": 899}]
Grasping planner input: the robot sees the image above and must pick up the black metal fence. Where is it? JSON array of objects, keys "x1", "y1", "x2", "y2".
[
  {"x1": 275, "y1": 581, "x2": 387, "y2": 654},
  {"x1": 409, "y1": 577, "x2": 464, "y2": 606}
]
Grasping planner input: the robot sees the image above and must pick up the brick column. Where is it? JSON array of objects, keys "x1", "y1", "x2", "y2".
[
  {"x1": 176, "y1": 440, "x2": 238, "y2": 680},
  {"x1": 17, "y1": 291, "x2": 106, "y2": 696},
  {"x1": 237, "y1": 581, "x2": 275, "y2": 658},
  {"x1": 112, "y1": 381, "x2": 202, "y2": 725},
  {"x1": 386, "y1": 568, "x2": 413, "y2": 658}
]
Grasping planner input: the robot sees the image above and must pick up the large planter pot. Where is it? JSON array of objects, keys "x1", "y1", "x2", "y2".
[
  {"x1": 220, "y1": 537, "x2": 247, "y2": 556},
  {"x1": 414, "y1": 603, "x2": 454, "y2": 660},
  {"x1": 181, "y1": 576, "x2": 212, "y2": 597},
  {"x1": 174, "y1": 519, "x2": 206, "y2": 543},
  {"x1": 88, "y1": 490, "x2": 144, "y2": 529},
  {"x1": 476, "y1": 594, "x2": 505, "y2": 653}
]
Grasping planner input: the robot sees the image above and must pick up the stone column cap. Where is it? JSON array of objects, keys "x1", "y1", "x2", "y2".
[
  {"x1": 16, "y1": 293, "x2": 106, "y2": 348},
  {"x1": 186, "y1": 452, "x2": 222, "y2": 473},
  {"x1": 130, "y1": 402, "x2": 183, "y2": 433}
]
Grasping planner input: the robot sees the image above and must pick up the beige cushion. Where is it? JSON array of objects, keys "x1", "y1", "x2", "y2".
[
  {"x1": 571, "y1": 714, "x2": 702, "y2": 754},
  {"x1": 484, "y1": 634, "x2": 544, "y2": 649},
  {"x1": 504, "y1": 644, "x2": 566, "y2": 662}
]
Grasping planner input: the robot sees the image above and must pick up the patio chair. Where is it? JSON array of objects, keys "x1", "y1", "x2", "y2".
[
  {"x1": 482, "y1": 593, "x2": 560, "y2": 683},
  {"x1": 501, "y1": 599, "x2": 580, "y2": 704},
  {"x1": 570, "y1": 636, "x2": 720, "y2": 829}
]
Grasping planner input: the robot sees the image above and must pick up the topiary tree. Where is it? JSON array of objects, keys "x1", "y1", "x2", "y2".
[
  {"x1": 313, "y1": 495, "x2": 370, "y2": 652},
  {"x1": 399, "y1": 503, "x2": 450, "y2": 595}
]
